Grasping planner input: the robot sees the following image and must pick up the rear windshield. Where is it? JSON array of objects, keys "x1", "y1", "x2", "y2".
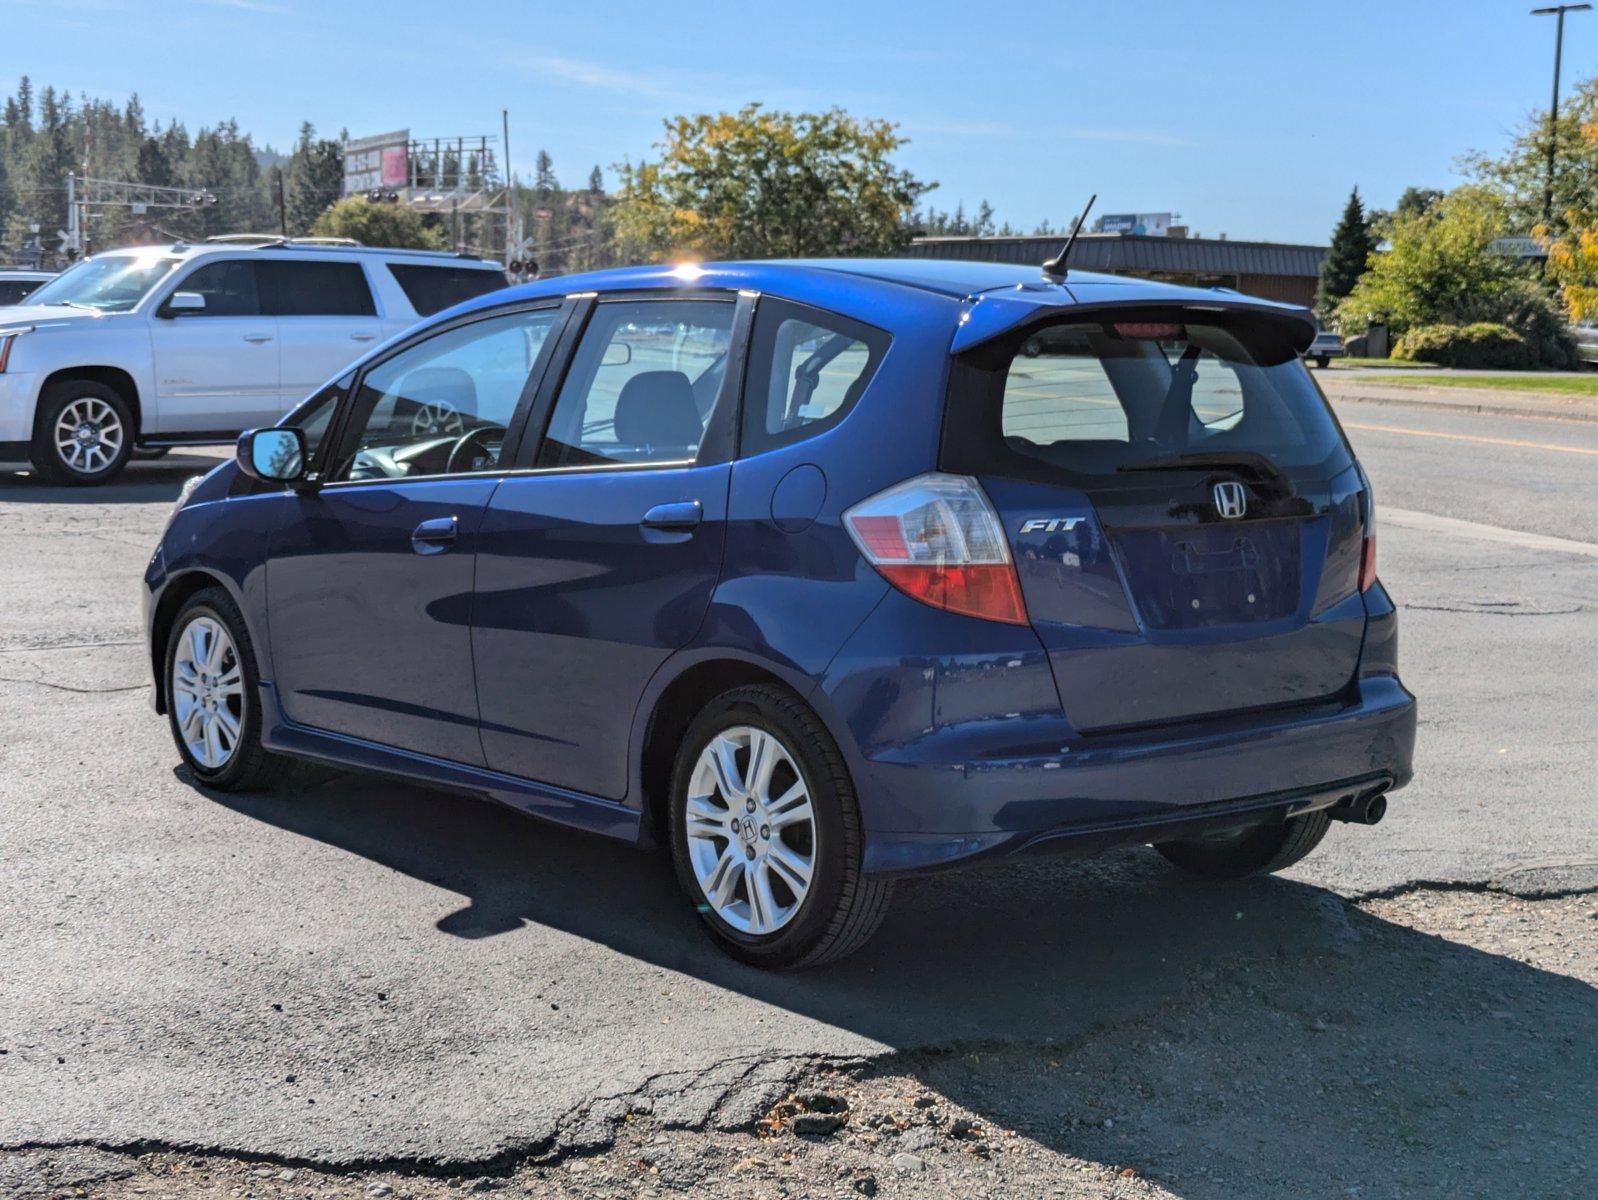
[
  {"x1": 387, "y1": 263, "x2": 510, "y2": 316},
  {"x1": 947, "y1": 317, "x2": 1350, "y2": 483}
]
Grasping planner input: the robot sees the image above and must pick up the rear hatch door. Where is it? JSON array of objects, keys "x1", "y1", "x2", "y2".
[{"x1": 943, "y1": 297, "x2": 1369, "y2": 733}]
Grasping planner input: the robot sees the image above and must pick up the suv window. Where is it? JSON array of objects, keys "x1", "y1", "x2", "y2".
[
  {"x1": 261, "y1": 260, "x2": 376, "y2": 317},
  {"x1": 328, "y1": 309, "x2": 559, "y2": 483},
  {"x1": 741, "y1": 299, "x2": 888, "y2": 454},
  {"x1": 171, "y1": 260, "x2": 260, "y2": 316},
  {"x1": 387, "y1": 263, "x2": 510, "y2": 317},
  {"x1": 0, "y1": 279, "x2": 43, "y2": 305},
  {"x1": 537, "y1": 299, "x2": 735, "y2": 469}
]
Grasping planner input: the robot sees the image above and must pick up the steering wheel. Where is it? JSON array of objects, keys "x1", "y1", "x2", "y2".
[{"x1": 444, "y1": 425, "x2": 505, "y2": 474}]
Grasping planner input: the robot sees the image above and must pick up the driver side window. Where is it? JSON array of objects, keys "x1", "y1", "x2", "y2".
[{"x1": 329, "y1": 309, "x2": 557, "y2": 482}]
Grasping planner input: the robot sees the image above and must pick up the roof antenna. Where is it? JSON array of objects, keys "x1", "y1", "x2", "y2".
[{"x1": 1042, "y1": 193, "x2": 1097, "y2": 281}]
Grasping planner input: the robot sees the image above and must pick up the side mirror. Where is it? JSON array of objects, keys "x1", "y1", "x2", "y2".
[
  {"x1": 164, "y1": 291, "x2": 206, "y2": 316},
  {"x1": 602, "y1": 340, "x2": 632, "y2": 367},
  {"x1": 237, "y1": 427, "x2": 307, "y2": 483}
]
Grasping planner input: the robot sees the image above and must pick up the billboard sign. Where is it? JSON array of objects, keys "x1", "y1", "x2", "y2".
[
  {"x1": 1094, "y1": 212, "x2": 1174, "y2": 237},
  {"x1": 1489, "y1": 236, "x2": 1546, "y2": 259},
  {"x1": 343, "y1": 130, "x2": 410, "y2": 195}
]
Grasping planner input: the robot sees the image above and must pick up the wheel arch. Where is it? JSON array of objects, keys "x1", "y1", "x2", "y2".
[
  {"x1": 36, "y1": 365, "x2": 143, "y2": 437},
  {"x1": 631, "y1": 653, "x2": 849, "y2": 849},
  {"x1": 149, "y1": 568, "x2": 242, "y2": 714}
]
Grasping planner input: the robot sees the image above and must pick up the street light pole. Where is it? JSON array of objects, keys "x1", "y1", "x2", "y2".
[{"x1": 1533, "y1": 4, "x2": 1592, "y2": 229}]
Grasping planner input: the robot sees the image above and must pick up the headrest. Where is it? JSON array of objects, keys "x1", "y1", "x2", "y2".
[
  {"x1": 614, "y1": 370, "x2": 701, "y2": 449},
  {"x1": 400, "y1": 366, "x2": 477, "y2": 411}
]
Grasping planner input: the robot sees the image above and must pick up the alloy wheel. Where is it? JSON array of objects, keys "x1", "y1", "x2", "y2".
[
  {"x1": 171, "y1": 615, "x2": 245, "y2": 771},
  {"x1": 685, "y1": 725, "x2": 817, "y2": 936},
  {"x1": 409, "y1": 402, "x2": 465, "y2": 437},
  {"x1": 53, "y1": 396, "x2": 125, "y2": 475}
]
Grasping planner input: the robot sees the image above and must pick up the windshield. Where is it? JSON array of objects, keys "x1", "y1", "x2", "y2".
[
  {"x1": 26, "y1": 254, "x2": 180, "y2": 313},
  {"x1": 988, "y1": 318, "x2": 1351, "y2": 480}
]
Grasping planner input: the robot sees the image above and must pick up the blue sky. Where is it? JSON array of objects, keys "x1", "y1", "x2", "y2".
[{"x1": 4, "y1": 0, "x2": 1592, "y2": 243}]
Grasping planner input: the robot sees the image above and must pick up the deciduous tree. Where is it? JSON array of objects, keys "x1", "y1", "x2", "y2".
[
  {"x1": 310, "y1": 196, "x2": 445, "y2": 249},
  {"x1": 609, "y1": 104, "x2": 932, "y2": 261}
]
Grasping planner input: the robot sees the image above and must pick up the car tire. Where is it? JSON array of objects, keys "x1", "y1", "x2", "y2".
[
  {"x1": 1154, "y1": 809, "x2": 1332, "y2": 880},
  {"x1": 668, "y1": 684, "x2": 893, "y2": 969},
  {"x1": 30, "y1": 379, "x2": 135, "y2": 486},
  {"x1": 164, "y1": 587, "x2": 295, "y2": 792}
]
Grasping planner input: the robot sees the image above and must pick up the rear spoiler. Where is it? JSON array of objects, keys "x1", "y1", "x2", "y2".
[{"x1": 952, "y1": 282, "x2": 1319, "y2": 356}]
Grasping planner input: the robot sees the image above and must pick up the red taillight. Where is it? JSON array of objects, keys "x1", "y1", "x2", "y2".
[
  {"x1": 878, "y1": 563, "x2": 1028, "y2": 625},
  {"x1": 1356, "y1": 463, "x2": 1377, "y2": 591},
  {"x1": 844, "y1": 473, "x2": 1029, "y2": 626}
]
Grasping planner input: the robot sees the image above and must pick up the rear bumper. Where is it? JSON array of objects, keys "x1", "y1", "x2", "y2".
[{"x1": 856, "y1": 674, "x2": 1416, "y2": 875}]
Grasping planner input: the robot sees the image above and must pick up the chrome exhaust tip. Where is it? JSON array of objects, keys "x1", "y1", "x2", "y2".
[{"x1": 1329, "y1": 790, "x2": 1387, "y2": 826}]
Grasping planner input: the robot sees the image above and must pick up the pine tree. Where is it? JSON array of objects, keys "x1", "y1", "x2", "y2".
[
  {"x1": 284, "y1": 122, "x2": 343, "y2": 234},
  {"x1": 535, "y1": 149, "x2": 557, "y2": 193},
  {"x1": 588, "y1": 164, "x2": 603, "y2": 193},
  {"x1": 1317, "y1": 187, "x2": 1373, "y2": 317}
]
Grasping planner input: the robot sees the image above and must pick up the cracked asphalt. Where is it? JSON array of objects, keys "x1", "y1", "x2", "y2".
[{"x1": 1, "y1": 395, "x2": 1594, "y2": 1197}]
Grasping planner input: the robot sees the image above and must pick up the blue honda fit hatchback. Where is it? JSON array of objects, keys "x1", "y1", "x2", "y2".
[{"x1": 144, "y1": 257, "x2": 1415, "y2": 967}]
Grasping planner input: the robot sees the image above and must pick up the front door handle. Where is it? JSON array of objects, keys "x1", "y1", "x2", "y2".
[
  {"x1": 411, "y1": 515, "x2": 458, "y2": 554},
  {"x1": 641, "y1": 500, "x2": 702, "y2": 531},
  {"x1": 243, "y1": 333, "x2": 273, "y2": 344},
  {"x1": 350, "y1": 333, "x2": 377, "y2": 342}
]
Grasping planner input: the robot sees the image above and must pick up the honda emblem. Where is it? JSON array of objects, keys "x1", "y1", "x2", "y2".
[{"x1": 1212, "y1": 480, "x2": 1248, "y2": 520}]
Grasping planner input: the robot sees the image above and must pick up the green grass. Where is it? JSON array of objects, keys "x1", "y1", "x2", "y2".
[
  {"x1": 1334, "y1": 357, "x2": 1433, "y2": 369},
  {"x1": 1359, "y1": 372, "x2": 1598, "y2": 397}
]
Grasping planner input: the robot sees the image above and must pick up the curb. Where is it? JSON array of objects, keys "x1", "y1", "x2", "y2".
[{"x1": 1323, "y1": 387, "x2": 1598, "y2": 425}]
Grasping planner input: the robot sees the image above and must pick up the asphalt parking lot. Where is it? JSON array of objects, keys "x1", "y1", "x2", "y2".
[{"x1": 1, "y1": 395, "x2": 1594, "y2": 1198}]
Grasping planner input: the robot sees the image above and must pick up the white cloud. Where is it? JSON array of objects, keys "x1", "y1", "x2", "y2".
[{"x1": 1057, "y1": 126, "x2": 1194, "y2": 148}]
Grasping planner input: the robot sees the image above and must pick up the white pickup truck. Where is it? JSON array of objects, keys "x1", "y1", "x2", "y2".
[{"x1": 0, "y1": 238, "x2": 508, "y2": 484}]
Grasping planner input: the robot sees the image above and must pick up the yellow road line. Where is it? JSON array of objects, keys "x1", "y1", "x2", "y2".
[{"x1": 1342, "y1": 420, "x2": 1598, "y2": 457}]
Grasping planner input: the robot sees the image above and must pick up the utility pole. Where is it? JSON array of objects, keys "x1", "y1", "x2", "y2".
[
  {"x1": 502, "y1": 108, "x2": 514, "y2": 267},
  {"x1": 1533, "y1": 4, "x2": 1592, "y2": 228}
]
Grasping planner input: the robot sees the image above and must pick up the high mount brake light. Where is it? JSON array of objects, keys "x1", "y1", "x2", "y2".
[
  {"x1": 1112, "y1": 322, "x2": 1186, "y2": 340},
  {"x1": 844, "y1": 473, "x2": 1028, "y2": 626}
]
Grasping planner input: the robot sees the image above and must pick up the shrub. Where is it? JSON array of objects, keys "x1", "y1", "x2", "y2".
[
  {"x1": 1393, "y1": 322, "x2": 1533, "y2": 368},
  {"x1": 1455, "y1": 277, "x2": 1578, "y2": 369}
]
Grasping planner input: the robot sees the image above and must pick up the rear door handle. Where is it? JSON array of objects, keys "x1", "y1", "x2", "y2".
[
  {"x1": 641, "y1": 500, "x2": 702, "y2": 531},
  {"x1": 411, "y1": 515, "x2": 458, "y2": 554},
  {"x1": 350, "y1": 333, "x2": 377, "y2": 342},
  {"x1": 242, "y1": 333, "x2": 273, "y2": 344}
]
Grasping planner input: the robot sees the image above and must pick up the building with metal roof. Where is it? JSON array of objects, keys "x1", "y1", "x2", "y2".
[{"x1": 902, "y1": 232, "x2": 1327, "y2": 310}]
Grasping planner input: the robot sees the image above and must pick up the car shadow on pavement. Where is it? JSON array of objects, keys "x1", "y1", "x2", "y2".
[
  {"x1": 196, "y1": 770, "x2": 1596, "y2": 1199},
  {"x1": 0, "y1": 455, "x2": 220, "y2": 503}
]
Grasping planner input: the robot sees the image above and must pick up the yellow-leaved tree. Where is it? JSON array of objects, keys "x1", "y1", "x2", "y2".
[{"x1": 608, "y1": 104, "x2": 933, "y2": 263}]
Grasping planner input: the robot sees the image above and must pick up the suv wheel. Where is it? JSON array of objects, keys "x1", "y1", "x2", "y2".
[
  {"x1": 669, "y1": 685, "x2": 893, "y2": 968},
  {"x1": 30, "y1": 380, "x2": 134, "y2": 485},
  {"x1": 1155, "y1": 809, "x2": 1331, "y2": 880},
  {"x1": 164, "y1": 588, "x2": 293, "y2": 792}
]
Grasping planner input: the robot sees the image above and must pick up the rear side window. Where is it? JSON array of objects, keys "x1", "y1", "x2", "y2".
[
  {"x1": 741, "y1": 299, "x2": 889, "y2": 454},
  {"x1": 953, "y1": 317, "x2": 1350, "y2": 482},
  {"x1": 387, "y1": 263, "x2": 510, "y2": 316},
  {"x1": 537, "y1": 299, "x2": 735, "y2": 469},
  {"x1": 261, "y1": 260, "x2": 375, "y2": 316}
]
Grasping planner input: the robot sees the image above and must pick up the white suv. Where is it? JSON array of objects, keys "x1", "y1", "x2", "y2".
[{"x1": 0, "y1": 238, "x2": 508, "y2": 484}]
